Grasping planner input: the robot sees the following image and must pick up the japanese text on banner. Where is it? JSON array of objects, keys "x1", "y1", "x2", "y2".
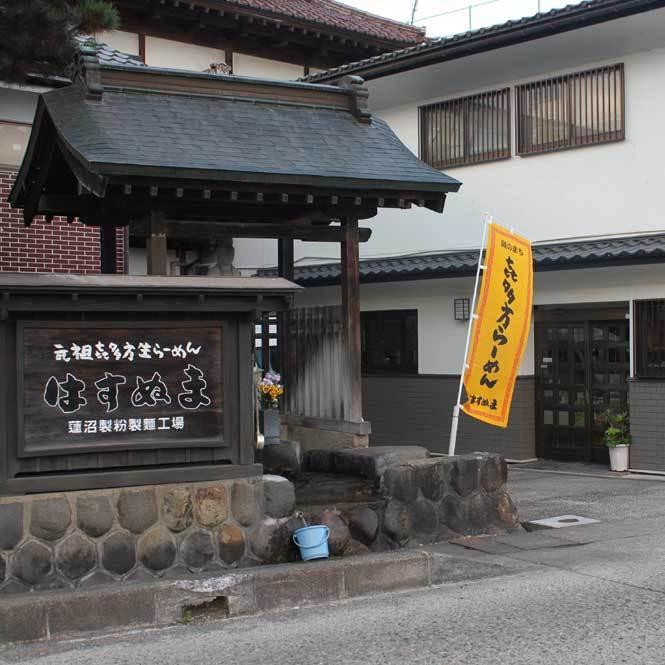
[{"x1": 462, "y1": 223, "x2": 533, "y2": 428}]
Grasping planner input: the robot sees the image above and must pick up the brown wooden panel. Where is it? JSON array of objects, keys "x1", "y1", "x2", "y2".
[{"x1": 18, "y1": 321, "x2": 224, "y2": 458}]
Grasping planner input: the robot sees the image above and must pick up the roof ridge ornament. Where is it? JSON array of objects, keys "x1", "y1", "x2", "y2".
[
  {"x1": 338, "y1": 75, "x2": 371, "y2": 123},
  {"x1": 72, "y1": 41, "x2": 104, "y2": 101}
]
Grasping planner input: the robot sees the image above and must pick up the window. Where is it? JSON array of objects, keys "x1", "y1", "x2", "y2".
[
  {"x1": 516, "y1": 64, "x2": 624, "y2": 156},
  {"x1": 0, "y1": 121, "x2": 30, "y2": 168},
  {"x1": 419, "y1": 88, "x2": 511, "y2": 169},
  {"x1": 635, "y1": 300, "x2": 665, "y2": 378},
  {"x1": 361, "y1": 310, "x2": 418, "y2": 374}
]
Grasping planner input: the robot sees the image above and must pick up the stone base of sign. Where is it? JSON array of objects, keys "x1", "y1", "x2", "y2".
[
  {"x1": 284, "y1": 424, "x2": 369, "y2": 453},
  {"x1": 0, "y1": 474, "x2": 299, "y2": 596}
]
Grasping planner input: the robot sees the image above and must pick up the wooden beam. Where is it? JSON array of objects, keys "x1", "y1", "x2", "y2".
[
  {"x1": 139, "y1": 220, "x2": 372, "y2": 242},
  {"x1": 341, "y1": 217, "x2": 363, "y2": 423},
  {"x1": 99, "y1": 224, "x2": 118, "y2": 274},
  {"x1": 278, "y1": 238, "x2": 295, "y2": 408},
  {"x1": 146, "y1": 210, "x2": 168, "y2": 275}
]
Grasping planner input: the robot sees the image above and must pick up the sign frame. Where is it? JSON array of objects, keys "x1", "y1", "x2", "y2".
[{"x1": 16, "y1": 319, "x2": 227, "y2": 458}]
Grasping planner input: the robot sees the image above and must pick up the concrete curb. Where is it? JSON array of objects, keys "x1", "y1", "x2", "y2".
[{"x1": 0, "y1": 548, "x2": 507, "y2": 645}]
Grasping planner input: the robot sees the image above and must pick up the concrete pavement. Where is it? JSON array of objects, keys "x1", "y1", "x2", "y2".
[{"x1": 4, "y1": 466, "x2": 665, "y2": 664}]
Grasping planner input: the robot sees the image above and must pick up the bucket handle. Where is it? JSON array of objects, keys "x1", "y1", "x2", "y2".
[{"x1": 293, "y1": 526, "x2": 329, "y2": 549}]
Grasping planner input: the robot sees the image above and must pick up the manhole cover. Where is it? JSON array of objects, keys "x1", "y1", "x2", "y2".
[{"x1": 525, "y1": 515, "x2": 599, "y2": 530}]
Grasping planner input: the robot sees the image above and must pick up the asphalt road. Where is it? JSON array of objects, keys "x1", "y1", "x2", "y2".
[{"x1": 4, "y1": 467, "x2": 665, "y2": 665}]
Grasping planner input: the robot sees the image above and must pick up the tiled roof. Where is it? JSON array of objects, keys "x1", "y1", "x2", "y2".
[
  {"x1": 304, "y1": 0, "x2": 665, "y2": 82},
  {"x1": 260, "y1": 235, "x2": 665, "y2": 285},
  {"x1": 219, "y1": 0, "x2": 425, "y2": 44},
  {"x1": 39, "y1": 83, "x2": 460, "y2": 191},
  {"x1": 75, "y1": 35, "x2": 145, "y2": 68}
]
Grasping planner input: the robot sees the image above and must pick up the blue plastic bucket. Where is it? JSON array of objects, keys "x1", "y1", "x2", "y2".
[{"x1": 293, "y1": 525, "x2": 330, "y2": 561}]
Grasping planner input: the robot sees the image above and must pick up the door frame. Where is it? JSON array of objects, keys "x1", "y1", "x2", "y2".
[{"x1": 534, "y1": 303, "x2": 629, "y2": 461}]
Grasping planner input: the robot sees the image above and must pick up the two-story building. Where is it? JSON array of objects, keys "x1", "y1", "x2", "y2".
[
  {"x1": 249, "y1": 0, "x2": 665, "y2": 471},
  {"x1": 0, "y1": 0, "x2": 425, "y2": 276}
]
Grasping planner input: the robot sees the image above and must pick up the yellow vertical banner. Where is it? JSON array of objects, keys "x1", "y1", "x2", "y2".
[{"x1": 461, "y1": 223, "x2": 533, "y2": 428}]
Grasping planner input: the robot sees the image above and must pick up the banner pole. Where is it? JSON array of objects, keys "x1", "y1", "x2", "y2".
[{"x1": 448, "y1": 215, "x2": 491, "y2": 456}]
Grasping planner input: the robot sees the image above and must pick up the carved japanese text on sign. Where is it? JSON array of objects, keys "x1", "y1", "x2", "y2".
[
  {"x1": 20, "y1": 324, "x2": 223, "y2": 455},
  {"x1": 462, "y1": 224, "x2": 533, "y2": 428}
]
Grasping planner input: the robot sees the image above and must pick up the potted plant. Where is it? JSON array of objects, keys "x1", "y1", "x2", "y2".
[
  {"x1": 603, "y1": 410, "x2": 631, "y2": 472},
  {"x1": 258, "y1": 372, "x2": 284, "y2": 445}
]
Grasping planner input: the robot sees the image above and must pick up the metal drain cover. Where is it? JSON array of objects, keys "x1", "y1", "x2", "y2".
[{"x1": 526, "y1": 515, "x2": 599, "y2": 529}]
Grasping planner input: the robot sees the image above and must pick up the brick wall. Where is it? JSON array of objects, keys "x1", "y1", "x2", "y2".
[
  {"x1": 363, "y1": 374, "x2": 536, "y2": 461},
  {"x1": 0, "y1": 170, "x2": 125, "y2": 274},
  {"x1": 628, "y1": 380, "x2": 665, "y2": 471}
]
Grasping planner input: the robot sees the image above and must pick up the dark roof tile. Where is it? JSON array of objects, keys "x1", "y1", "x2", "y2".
[
  {"x1": 40, "y1": 84, "x2": 460, "y2": 191},
  {"x1": 260, "y1": 234, "x2": 665, "y2": 285}
]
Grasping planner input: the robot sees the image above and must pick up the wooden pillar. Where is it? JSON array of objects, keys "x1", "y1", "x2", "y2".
[
  {"x1": 341, "y1": 217, "x2": 363, "y2": 423},
  {"x1": 277, "y1": 239, "x2": 294, "y2": 406},
  {"x1": 99, "y1": 224, "x2": 117, "y2": 274},
  {"x1": 146, "y1": 210, "x2": 168, "y2": 276}
]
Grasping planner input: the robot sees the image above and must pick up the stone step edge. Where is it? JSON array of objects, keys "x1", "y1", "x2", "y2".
[{"x1": 0, "y1": 549, "x2": 486, "y2": 645}]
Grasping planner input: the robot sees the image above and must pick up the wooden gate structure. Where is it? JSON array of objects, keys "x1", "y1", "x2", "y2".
[{"x1": 7, "y1": 44, "x2": 460, "y2": 490}]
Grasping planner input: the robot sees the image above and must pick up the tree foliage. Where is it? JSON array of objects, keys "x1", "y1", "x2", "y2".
[{"x1": 0, "y1": 0, "x2": 120, "y2": 83}]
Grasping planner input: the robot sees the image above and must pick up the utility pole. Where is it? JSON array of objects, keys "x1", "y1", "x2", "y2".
[{"x1": 410, "y1": 0, "x2": 418, "y2": 24}]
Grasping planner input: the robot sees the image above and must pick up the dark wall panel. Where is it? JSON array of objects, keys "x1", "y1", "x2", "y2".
[
  {"x1": 628, "y1": 380, "x2": 665, "y2": 472},
  {"x1": 362, "y1": 374, "x2": 536, "y2": 460}
]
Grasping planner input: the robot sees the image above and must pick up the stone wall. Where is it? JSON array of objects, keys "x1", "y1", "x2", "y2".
[
  {"x1": 379, "y1": 453, "x2": 520, "y2": 543},
  {"x1": 0, "y1": 475, "x2": 296, "y2": 595},
  {"x1": 300, "y1": 450, "x2": 520, "y2": 553}
]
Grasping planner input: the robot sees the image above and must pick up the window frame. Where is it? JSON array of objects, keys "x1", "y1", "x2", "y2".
[
  {"x1": 516, "y1": 63, "x2": 625, "y2": 157},
  {"x1": 361, "y1": 309, "x2": 419, "y2": 376},
  {"x1": 418, "y1": 87, "x2": 512, "y2": 170},
  {"x1": 634, "y1": 299, "x2": 665, "y2": 379},
  {"x1": 0, "y1": 119, "x2": 32, "y2": 170}
]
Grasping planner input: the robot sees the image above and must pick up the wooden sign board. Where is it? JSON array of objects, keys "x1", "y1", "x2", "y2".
[{"x1": 18, "y1": 322, "x2": 224, "y2": 457}]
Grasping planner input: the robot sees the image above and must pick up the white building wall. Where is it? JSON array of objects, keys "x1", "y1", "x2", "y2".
[
  {"x1": 97, "y1": 30, "x2": 140, "y2": 56},
  {"x1": 234, "y1": 10, "x2": 665, "y2": 271},
  {"x1": 144, "y1": 37, "x2": 226, "y2": 71},
  {"x1": 232, "y1": 53, "x2": 304, "y2": 80},
  {"x1": 295, "y1": 263, "x2": 665, "y2": 377}
]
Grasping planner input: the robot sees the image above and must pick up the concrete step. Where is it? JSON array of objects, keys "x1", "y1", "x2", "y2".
[
  {"x1": 304, "y1": 446, "x2": 430, "y2": 480},
  {"x1": 0, "y1": 548, "x2": 510, "y2": 645}
]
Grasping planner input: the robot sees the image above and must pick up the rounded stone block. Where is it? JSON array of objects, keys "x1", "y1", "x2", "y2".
[
  {"x1": 219, "y1": 524, "x2": 246, "y2": 565},
  {"x1": 480, "y1": 455, "x2": 507, "y2": 493},
  {"x1": 181, "y1": 529, "x2": 214, "y2": 570},
  {"x1": 451, "y1": 457, "x2": 482, "y2": 497},
  {"x1": 160, "y1": 487, "x2": 193, "y2": 533},
  {"x1": 346, "y1": 505, "x2": 379, "y2": 545},
  {"x1": 409, "y1": 497, "x2": 439, "y2": 535},
  {"x1": 248, "y1": 518, "x2": 291, "y2": 564},
  {"x1": 12, "y1": 540, "x2": 53, "y2": 586},
  {"x1": 56, "y1": 534, "x2": 97, "y2": 580},
  {"x1": 76, "y1": 495, "x2": 114, "y2": 538},
  {"x1": 194, "y1": 486, "x2": 229, "y2": 528},
  {"x1": 310, "y1": 510, "x2": 350, "y2": 557},
  {"x1": 414, "y1": 459, "x2": 451, "y2": 502},
  {"x1": 383, "y1": 500, "x2": 412, "y2": 545},
  {"x1": 494, "y1": 489, "x2": 520, "y2": 530},
  {"x1": 441, "y1": 493, "x2": 467, "y2": 534},
  {"x1": 465, "y1": 491, "x2": 494, "y2": 532},
  {"x1": 231, "y1": 482, "x2": 259, "y2": 527},
  {"x1": 117, "y1": 490, "x2": 158, "y2": 534},
  {"x1": 381, "y1": 466, "x2": 418, "y2": 504},
  {"x1": 138, "y1": 527, "x2": 176, "y2": 571},
  {"x1": 102, "y1": 531, "x2": 136, "y2": 575},
  {"x1": 263, "y1": 476, "x2": 295, "y2": 519},
  {"x1": 30, "y1": 498, "x2": 71, "y2": 541},
  {"x1": 0, "y1": 503, "x2": 23, "y2": 550}
]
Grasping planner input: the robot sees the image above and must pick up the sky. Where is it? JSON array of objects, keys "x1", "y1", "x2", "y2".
[{"x1": 344, "y1": 0, "x2": 574, "y2": 37}]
